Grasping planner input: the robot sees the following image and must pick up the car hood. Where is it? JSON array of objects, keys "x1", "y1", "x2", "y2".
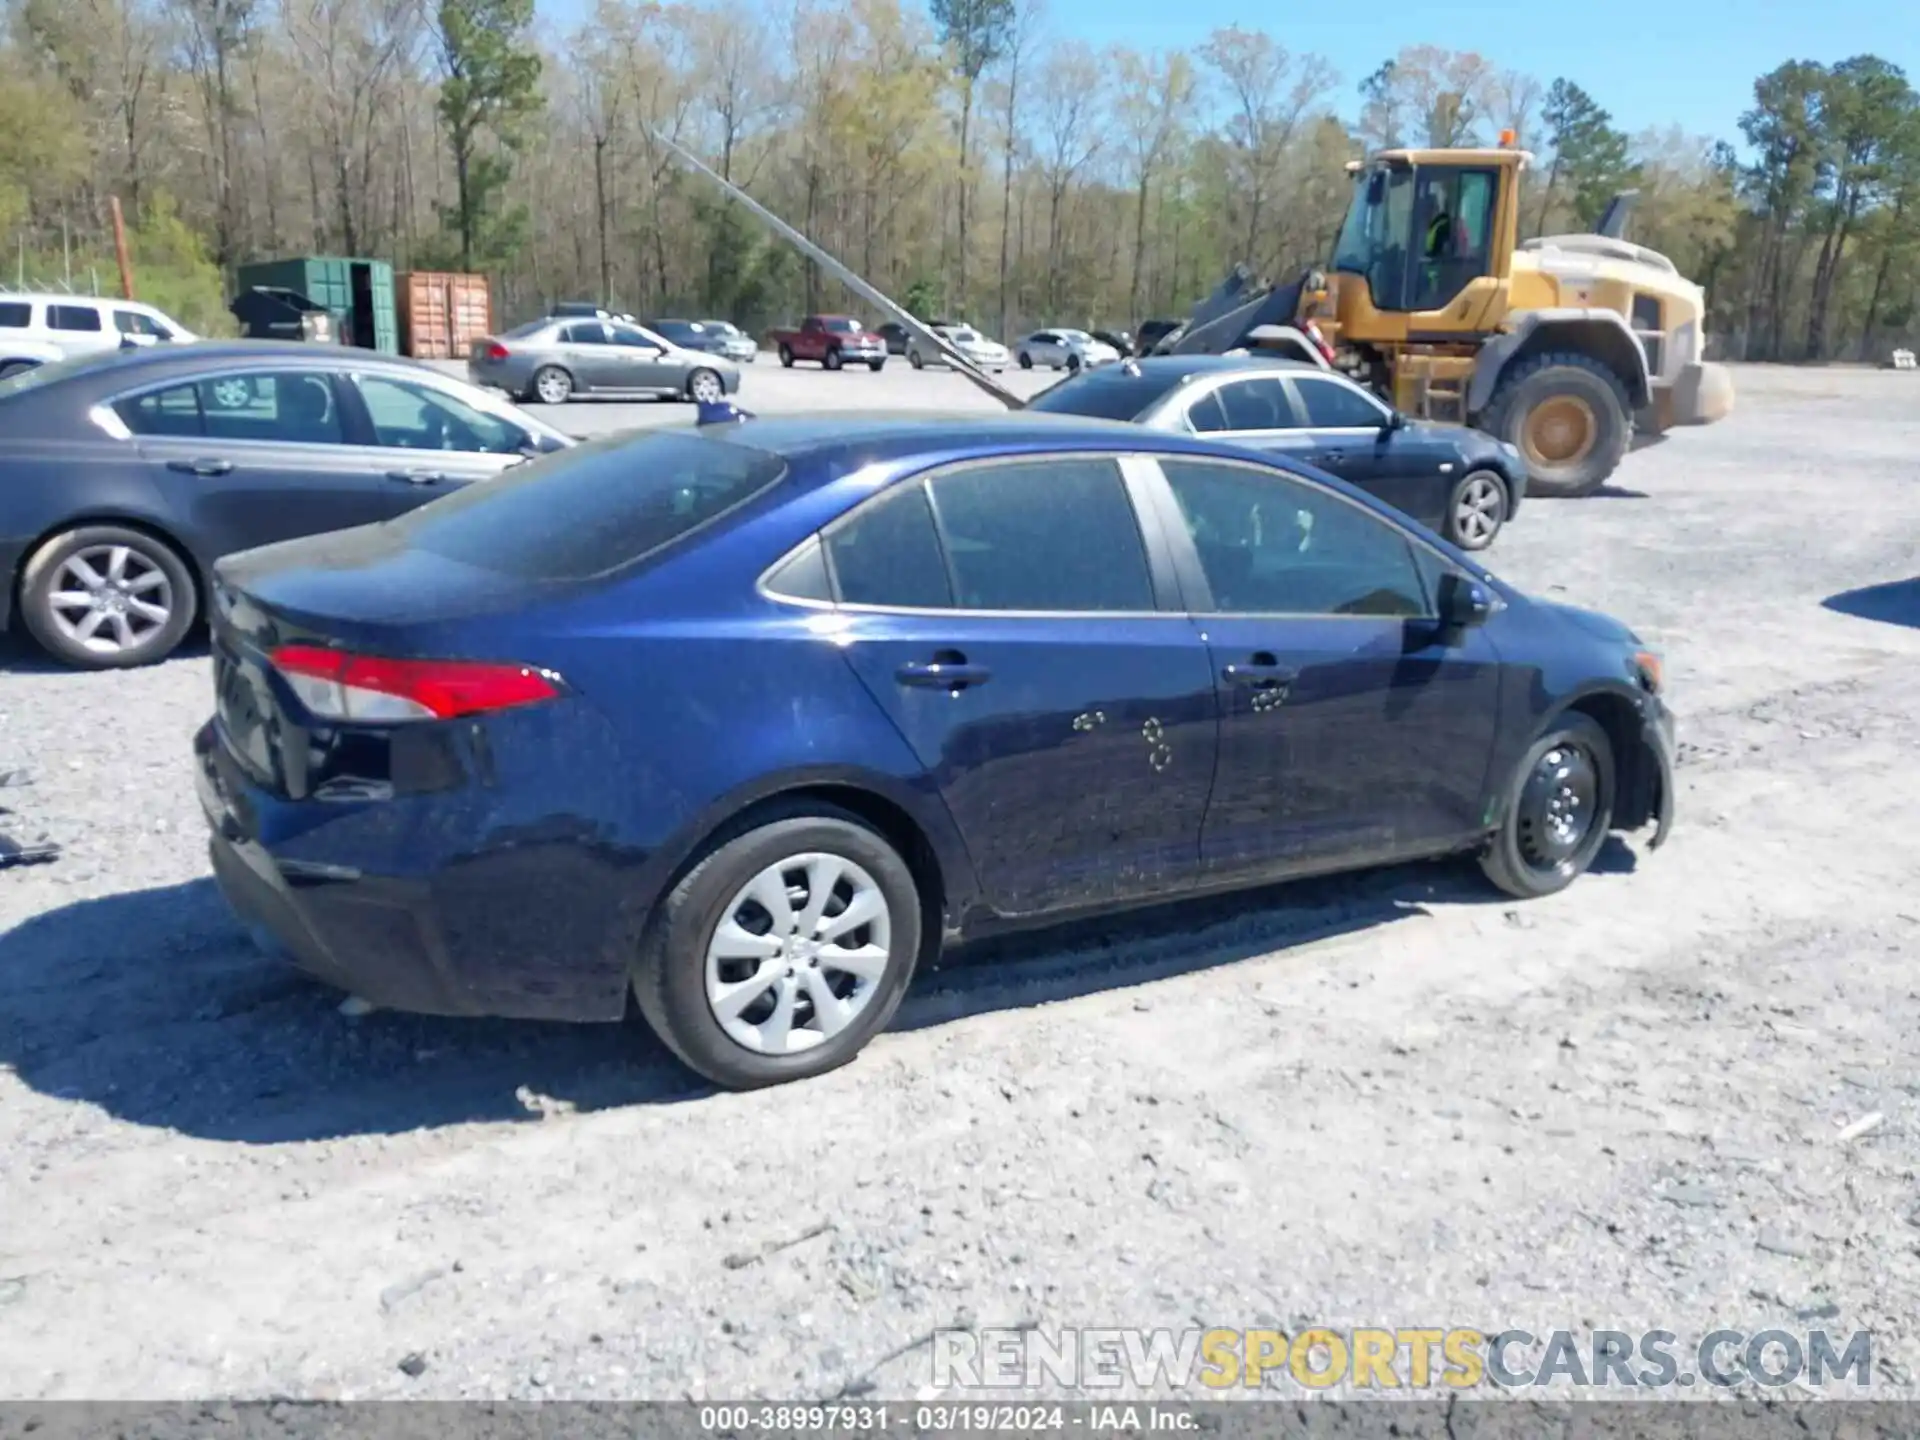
[{"x1": 1534, "y1": 597, "x2": 1641, "y2": 647}]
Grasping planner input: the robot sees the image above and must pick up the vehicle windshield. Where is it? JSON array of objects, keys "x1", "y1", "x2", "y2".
[
  {"x1": 824, "y1": 318, "x2": 859, "y2": 333},
  {"x1": 1332, "y1": 163, "x2": 1414, "y2": 282},
  {"x1": 502, "y1": 319, "x2": 551, "y2": 339},
  {"x1": 701, "y1": 321, "x2": 739, "y2": 336},
  {"x1": 1024, "y1": 367, "x2": 1180, "y2": 422},
  {"x1": 948, "y1": 328, "x2": 981, "y2": 343},
  {"x1": 1059, "y1": 330, "x2": 1094, "y2": 344},
  {"x1": 379, "y1": 429, "x2": 789, "y2": 581}
]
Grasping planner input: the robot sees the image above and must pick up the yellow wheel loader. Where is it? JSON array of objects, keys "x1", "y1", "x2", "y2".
[{"x1": 1157, "y1": 142, "x2": 1736, "y2": 497}]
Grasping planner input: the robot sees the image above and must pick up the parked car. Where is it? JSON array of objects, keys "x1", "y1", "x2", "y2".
[
  {"x1": 0, "y1": 292, "x2": 197, "y2": 368},
  {"x1": 1026, "y1": 355, "x2": 1527, "y2": 550},
  {"x1": 875, "y1": 322, "x2": 913, "y2": 355},
  {"x1": 1091, "y1": 328, "x2": 1133, "y2": 356},
  {"x1": 646, "y1": 318, "x2": 758, "y2": 366},
  {"x1": 195, "y1": 410, "x2": 1673, "y2": 1092},
  {"x1": 0, "y1": 340, "x2": 570, "y2": 668},
  {"x1": 769, "y1": 315, "x2": 888, "y2": 371},
  {"x1": 696, "y1": 319, "x2": 762, "y2": 363},
  {"x1": 1014, "y1": 329, "x2": 1121, "y2": 372},
  {"x1": 907, "y1": 323, "x2": 1011, "y2": 372},
  {"x1": 1134, "y1": 318, "x2": 1184, "y2": 355},
  {"x1": 467, "y1": 317, "x2": 742, "y2": 406}
]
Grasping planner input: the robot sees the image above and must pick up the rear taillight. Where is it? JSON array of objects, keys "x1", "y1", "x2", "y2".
[
  {"x1": 270, "y1": 645, "x2": 561, "y2": 723},
  {"x1": 484, "y1": 342, "x2": 510, "y2": 361}
]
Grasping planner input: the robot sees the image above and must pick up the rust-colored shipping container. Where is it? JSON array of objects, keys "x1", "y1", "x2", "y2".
[{"x1": 396, "y1": 271, "x2": 492, "y2": 360}]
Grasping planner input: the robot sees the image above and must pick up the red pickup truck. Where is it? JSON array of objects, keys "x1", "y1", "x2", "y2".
[{"x1": 769, "y1": 315, "x2": 888, "y2": 371}]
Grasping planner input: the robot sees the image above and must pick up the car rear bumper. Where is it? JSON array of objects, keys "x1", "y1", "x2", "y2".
[{"x1": 194, "y1": 719, "x2": 632, "y2": 1022}]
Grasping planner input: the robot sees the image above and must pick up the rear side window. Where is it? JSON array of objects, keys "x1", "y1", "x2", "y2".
[
  {"x1": 49, "y1": 304, "x2": 103, "y2": 332},
  {"x1": 825, "y1": 482, "x2": 952, "y2": 609},
  {"x1": 382, "y1": 430, "x2": 788, "y2": 581},
  {"x1": 562, "y1": 323, "x2": 607, "y2": 344},
  {"x1": 115, "y1": 372, "x2": 347, "y2": 444},
  {"x1": 0, "y1": 303, "x2": 28, "y2": 328},
  {"x1": 927, "y1": 458, "x2": 1154, "y2": 612}
]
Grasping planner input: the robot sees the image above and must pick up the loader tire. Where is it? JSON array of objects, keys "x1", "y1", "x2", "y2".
[{"x1": 1480, "y1": 351, "x2": 1631, "y2": 499}]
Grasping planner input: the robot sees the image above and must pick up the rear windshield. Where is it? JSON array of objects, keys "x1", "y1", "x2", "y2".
[
  {"x1": 382, "y1": 430, "x2": 788, "y2": 580},
  {"x1": 0, "y1": 350, "x2": 127, "y2": 400},
  {"x1": 1025, "y1": 367, "x2": 1179, "y2": 422}
]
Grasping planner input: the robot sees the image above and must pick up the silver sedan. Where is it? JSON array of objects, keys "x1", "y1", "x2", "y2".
[
  {"x1": 1013, "y1": 328, "x2": 1121, "y2": 372},
  {"x1": 906, "y1": 324, "x2": 1011, "y2": 372},
  {"x1": 468, "y1": 317, "x2": 743, "y2": 406}
]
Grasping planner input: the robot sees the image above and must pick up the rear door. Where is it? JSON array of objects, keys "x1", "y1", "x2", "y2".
[
  {"x1": 559, "y1": 321, "x2": 618, "y2": 390},
  {"x1": 821, "y1": 453, "x2": 1218, "y2": 917},
  {"x1": 113, "y1": 368, "x2": 401, "y2": 558},
  {"x1": 1288, "y1": 374, "x2": 1452, "y2": 532},
  {"x1": 338, "y1": 370, "x2": 536, "y2": 513}
]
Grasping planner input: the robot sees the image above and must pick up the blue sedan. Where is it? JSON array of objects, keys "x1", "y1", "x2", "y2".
[{"x1": 194, "y1": 409, "x2": 1674, "y2": 1091}]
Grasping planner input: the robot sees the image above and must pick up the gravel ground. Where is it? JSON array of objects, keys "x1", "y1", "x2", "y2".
[{"x1": 3, "y1": 362, "x2": 1920, "y2": 1404}]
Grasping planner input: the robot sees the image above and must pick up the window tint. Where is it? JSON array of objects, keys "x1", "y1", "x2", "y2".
[
  {"x1": 824, "y1": 318, "x2": 858, "y2": 333},
  {"x1": 355, "y1": 375, "x2": 527, "y2": 455},
  {"x1": 610, "y1": 325, "x2": 658, "y2": 348},
  {"x1": 1213, "y1": 378, "x2": 1294, "y2": 431},
  {"x1": 0, "y1": 303, "x2": 28, "y2": 328},
  {"x1": 825, "y1": 482, "x2": 952, "y2": 609},
  {"x1": 927, "y1": 458, "x2": 1154, "y2": 612},
  {"x1": 1025, "y1": 366, "x2": 1180, "y2": 422},
  {"x1": 563, "y1": 322, "x2": 607, "y2": 344},
  {"x1": 764, "y1": 536, "x2": 833, "y2": 603},
  {"x1": 1159, "y1": 459, "x2": 1429, "y2": 618},
  {"x1": 1294, "y1": 377, "x2": 1386, "y2": 429},
  {"x1": 49, "y1": 304, "x2": 103, "y2": 333},
  {"x1": 378, "y1": 430, "x2": 787, "y2": 580},
  {"x1": 115, "y1": 371, "x2": 347, "y2": 444},
  {"x1": 1186, "y1": 391, "x2": 1230, "y2": 432}
]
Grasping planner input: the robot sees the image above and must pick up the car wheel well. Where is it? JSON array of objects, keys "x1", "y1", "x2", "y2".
[
  {"x1": 1561, "y1": 690, "x2": 1647, "y2": 828},
  {"x1": 12, "y1": 516, "x2": 203, "y2": 634},
  {"x1": 653, "y1": 784, "x2": 948, "y2": 967}
]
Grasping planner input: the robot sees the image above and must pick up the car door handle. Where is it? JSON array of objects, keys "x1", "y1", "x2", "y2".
[
  {"x1": 168, "y1": 457, "x2": 234, "y2": 476},
  {"x1": 1222, "y1": 658, "x2": 1298, "y2": 688},
  {"x1": 386, "y1": 469, "x2": 448, "y2": 485},
  {"x1": 896, "y1": 658, "x2": 991, "y2": 690}
]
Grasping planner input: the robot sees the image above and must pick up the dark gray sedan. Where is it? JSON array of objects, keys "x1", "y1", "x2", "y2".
[
  {"x1": 0, "y1": 340, "x2": 570, "y2": 669},
  {"x1": 467, "y1": 317, "x2": 743, "y2": 406}
]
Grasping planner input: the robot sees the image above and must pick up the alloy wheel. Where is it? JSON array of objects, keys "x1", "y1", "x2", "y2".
[
  {"x1": 703, "y1": 852, "x2": 892, "y2": 1056},
  {"x1": 47, "y1": 545, "x2": 174, "y2": 655},
  {"x1": 1452, "y1": 473, "x2": 1506, "y2": 548},
  {"x1": 689, "y1": 369, "x2": 724, "y2": 404}
]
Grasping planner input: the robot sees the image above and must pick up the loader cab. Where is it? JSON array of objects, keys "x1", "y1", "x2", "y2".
[{"x1": 1328, "y1": 148, "x2": 1526, "y2": 333}]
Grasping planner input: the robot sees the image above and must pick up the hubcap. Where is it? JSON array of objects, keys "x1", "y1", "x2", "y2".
[
  {"x1": 1515, "y1": 743, "x2": 1599, "y2": 872},
  {"x1": 537, "y1": 371, "x2": 568, "y2": 403},
  {"x1": 704, "y1": 853, "x2": 892, "y2": 1056},
  {"x1": 48, "y1": 545, "x2": 173, "y2": 654},
  {"x1": 210, "y1": 379, "x2": 251, "y2": 409},
  {"x1": 1453, "y1": 474, "x2": 1505, "y2": 546},
  {"x1": 690, "y1": 371, "x2": 722, "y2": 403},
  {"x1": 1523, "y1": 395, "x2": 1597, "y2": 467}
]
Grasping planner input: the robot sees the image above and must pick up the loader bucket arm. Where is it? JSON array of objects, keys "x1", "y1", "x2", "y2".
[
  {"x1": 1153, "y1": 267, "x2": 1311, "y2": 356},
  {"x1": 646, "y1": 128, "x2": 1026, "y2": 411}
]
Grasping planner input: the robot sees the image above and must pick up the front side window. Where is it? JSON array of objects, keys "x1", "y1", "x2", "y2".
[
  {"x1": 115, "y1": 371, "x2": 347, "y2": 445},
  {"x1": 609, "y1": 325, "x2": 659, "y2": 349},
  {"x1": 1158, "y1": 458, "x2": 1429, "y2": 618},
  {"x1": 926, "y1": 458, "x2": 1154, "y2": 612},
  {"x1": 1293, "y1": 377, "x2": 1388, "y2": 429},
  {"x1": 113, "y1": 309, "x2": 169, "y2": 338},
  {"x1": 353, "y1": 375, "x2": 528, "y2": 454},
  {"x1": 48, "y1": 304, "x2": 103, "y2": 333}
]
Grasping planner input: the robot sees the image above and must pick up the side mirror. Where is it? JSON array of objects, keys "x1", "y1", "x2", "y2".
[
  {"x1": 1381, "y1": 409, "x2": 1406, "y2": 435},
  {"x1": 1436, "y1": 572, "x2": 1493, "y2": 629}
]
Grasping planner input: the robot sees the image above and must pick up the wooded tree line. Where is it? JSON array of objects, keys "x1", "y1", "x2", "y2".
[{"x1": 3, "y1": 0, "x2": 1916, "y2": 361}]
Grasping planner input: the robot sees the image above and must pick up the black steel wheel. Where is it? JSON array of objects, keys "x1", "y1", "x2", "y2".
[{"x1": 1479, "y1": 713, "x2": 1615, "y2": 898}]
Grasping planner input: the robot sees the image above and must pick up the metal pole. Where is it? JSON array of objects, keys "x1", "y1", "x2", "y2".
[{"x1": 62, "y1": 215, "x2": 71, "y2": 288}]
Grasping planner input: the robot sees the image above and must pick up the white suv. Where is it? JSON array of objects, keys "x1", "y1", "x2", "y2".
[{"x1": 0, "y1": 293, "x2": 197, "y2": 377}]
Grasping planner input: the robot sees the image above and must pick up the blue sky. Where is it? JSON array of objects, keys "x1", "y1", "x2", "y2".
[{"x1": 538, "y1": 0, "x2": 1916, "y2": 144}]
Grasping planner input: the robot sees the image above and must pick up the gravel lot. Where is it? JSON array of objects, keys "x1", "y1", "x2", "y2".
[{"x1": 4, "y1": 361, "x2": 1920, "y2": 1404}]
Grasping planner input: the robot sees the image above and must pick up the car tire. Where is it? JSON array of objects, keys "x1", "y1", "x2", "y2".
[
  {"x1": 686, "y1": 367, "x2": 724, "y2": 404},
  {"x1": 1481, "y1": 351, "x2": 1631, "y2": 498},
  {"x1": 19, "y1": 524, "x2": 197, "y2": 670},
  {"x1": 908, "y1": 350, "x2": 924, "y2": 370},
  {"x1": 778, "y1": 344, "x2": 795, "y2": 368},
  {"x1": 1444, "y1": 469, "x2": 1509, "y2": 550},
  {"x1": 868, "y1": 359, "x2": 885, "y2": 372},
  {"x1": 531, "y1": 365, "x2": 573, "y2": 405},
  {"x1": 1018, "y1": 352, "x2": 1032, "y2": 369},
  {"x1": 0, "y1": 360, "x2": 37, "y2": 381},
  {"x1": 1067, "y1": 353, "x2": 1082, "y2": 372},
  {"x1": 631, "y1": 806, "x2": 924, "y2": 1091},
  {"x1": 823, "y1": 347, "x2": 843, "y2": 371},
  {"x1": 1478, "y1": 713, "x2": 1616, "y2": 900}
]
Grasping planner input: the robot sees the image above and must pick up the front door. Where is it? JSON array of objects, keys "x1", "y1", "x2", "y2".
[
  {"x1": 115, "y1": 369, "x2": 402, "y2": 558},
  {"x1": 822, "y1": 454, "x2": 1218, "y2": 917},
  {"x1": 340, "y1": 371, "x2": 534, "y2": 515},
  {"x1": 609, "y1": 324, "x2": 682, "y2": 393},
  {"x1": 1284, "y1": 374, "x2": 1450, "y2": 532},
  {"x1": 1144, "y1": 454, "x2": 1504, "y2": 877}
]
